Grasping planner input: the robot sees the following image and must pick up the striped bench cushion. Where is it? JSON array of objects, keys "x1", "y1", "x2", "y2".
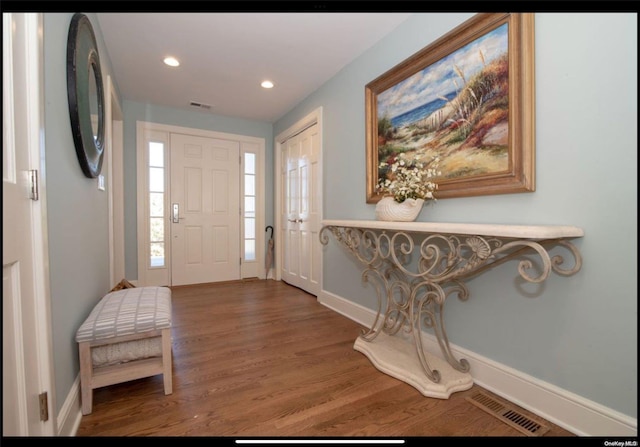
[{"x1": 76, "y1": 286, "x2": 172, "y2": 343}]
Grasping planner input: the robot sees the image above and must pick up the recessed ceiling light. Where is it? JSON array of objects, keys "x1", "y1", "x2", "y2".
[
  {"x1": 163, "y1": 56, "x2": 180, "y2": 67},
  {"x1": 261, "y1": 80, "x2": 274, "y2": 89}
]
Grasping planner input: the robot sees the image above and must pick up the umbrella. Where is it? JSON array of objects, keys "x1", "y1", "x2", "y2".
[{"x1": 265, "y1": 226, "x2": 274, "y2": 279}]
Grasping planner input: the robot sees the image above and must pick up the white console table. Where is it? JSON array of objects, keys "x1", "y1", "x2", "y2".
[{"x1": 320, "y1": 219, "x2": 584, "y2": 398}]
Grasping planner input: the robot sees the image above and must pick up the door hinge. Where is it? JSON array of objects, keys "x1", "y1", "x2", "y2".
[
  {"x1": 39, "y1": 392, "x2": 49, "y2": 421},
  {"x1": 29, "y1": 169, "x2": 39, "y2": 201}
]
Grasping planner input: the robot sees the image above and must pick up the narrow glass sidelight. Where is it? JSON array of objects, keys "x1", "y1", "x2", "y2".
[
  {"x1": 243, "y1": 152, "x2": 256, "y2": 262},
  {"x1": 149, "y1": 141, "x2": 165, "y2": 268}
]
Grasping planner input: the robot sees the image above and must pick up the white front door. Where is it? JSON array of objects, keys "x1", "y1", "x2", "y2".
[
  {"x1": 2, "y1": 13, "x2": 54, "y2": 436},
  {"x1": 170, "y1": 133, "x2": 241, "y2": 286},
  {"x1": 280, "y1": 124, "x2": 321, "y2": 296}
]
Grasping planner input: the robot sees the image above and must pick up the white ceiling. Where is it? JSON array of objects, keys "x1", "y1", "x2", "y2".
[{"x1": 96, "y1": 13, "x2": 413, "y2": 123}]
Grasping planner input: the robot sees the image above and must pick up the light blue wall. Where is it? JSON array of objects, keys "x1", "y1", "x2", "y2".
[
  {"x1": 43, "y1": 12, "x2": 117, "y2": 414},
  {"x1": 274, "y1": 13, "x2": 638, "y2": 419},
  {"x1": 121, "y1": 101, "x2": 274, "y2": 280}
]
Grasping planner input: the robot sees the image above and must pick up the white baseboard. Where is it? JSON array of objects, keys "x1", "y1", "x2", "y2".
[
  {"x1": 55, "y1": 374, "x2": 82, "y2": 436},
  {"x1": 319, "y1": 289, "x2": 638, "y2": 437}
]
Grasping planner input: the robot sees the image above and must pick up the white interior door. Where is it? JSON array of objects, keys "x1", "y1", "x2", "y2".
[
  {"x1": 2, "y1": 13, "x2": 54, "y2": 436},
  {"x1": 170, "y1": 133, "x2": 240, "y2": 286},
  {"x1": 280, "y1": 124, "x2": 321, "y2": 295}
]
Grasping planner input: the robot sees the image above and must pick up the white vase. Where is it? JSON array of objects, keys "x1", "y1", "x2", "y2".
[{"x1": 375, "y1": 197, "x2": 425, "y2": 222}]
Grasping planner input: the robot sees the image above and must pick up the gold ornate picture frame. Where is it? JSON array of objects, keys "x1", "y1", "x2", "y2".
[{"x1": 366, "y1": 13, "x2": 535, "y2": 202}]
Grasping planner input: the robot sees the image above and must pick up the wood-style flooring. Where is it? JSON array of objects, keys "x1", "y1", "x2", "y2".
[{"x1": 75, "y1": 280, "x2": 574, "y2": 438}]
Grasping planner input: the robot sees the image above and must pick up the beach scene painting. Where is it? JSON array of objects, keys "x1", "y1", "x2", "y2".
[{"x1": 366, "y1": 13, "x2": 535, "y2": 201}]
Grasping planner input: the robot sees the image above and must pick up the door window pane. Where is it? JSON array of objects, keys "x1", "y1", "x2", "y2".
[
  {"x1": 149, "y1": 142, "x2": 164, "y2": 167},
  {"x1": 244, "y1": 240, "x2": 256, "y2": 261},
  {"x1": 149, "y1": 167, "x2": 164, "y2": 192},
  {"x1": 244, "y1": 152, "x2": 255, "y2": 174},
  {"x1": 150, "y1": 193, "x2": 164, "y2": 217},
  {"x1": 244, "y1": 196, "x2": 255, "y2": 216},
  {"x1": 244, "y1": 217, "x2": 255, "y2": 239},
  {"x1": 150, "y1": 217, "x2": 164, "y2": 242},
  {"x1": 150, "y1": 243, "x2": 165, "y2": 267},
  {"x1": 244, "y1": 174, "x2": 255, "y2": 196}
]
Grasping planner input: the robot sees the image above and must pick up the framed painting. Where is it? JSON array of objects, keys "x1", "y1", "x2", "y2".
[{"x1": 366, "y1": 13, "x2": 535, "y2": 202}]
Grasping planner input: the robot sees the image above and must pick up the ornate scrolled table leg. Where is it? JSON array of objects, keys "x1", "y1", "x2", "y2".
[{"x1": 319, "y1": 221, "x2": 583, "y2": 399}]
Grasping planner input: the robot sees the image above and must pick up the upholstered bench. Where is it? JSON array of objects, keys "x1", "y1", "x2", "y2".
[{"x1": 75, "y1": 286, "x2": 173, "y2": 415}]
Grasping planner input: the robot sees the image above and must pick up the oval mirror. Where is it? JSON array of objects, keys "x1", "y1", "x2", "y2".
[{"x1": 67, "y1": 13, "x2": 105, "y2": 178}]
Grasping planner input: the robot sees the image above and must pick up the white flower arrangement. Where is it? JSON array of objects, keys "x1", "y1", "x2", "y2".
[{"x1": 376, "y1": 153, "x2": 441, "y2": 203}]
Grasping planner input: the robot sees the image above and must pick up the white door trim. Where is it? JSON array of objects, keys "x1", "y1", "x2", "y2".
[
  {"x1": 136, "y1": 121, "x2": 266, "y2": 286},
  {"x1": 274, "y1": 107, "x2": 323, "y2": 286},
  {"x1": 105, "y1": 75, "x2": 125, "y2": 286}
]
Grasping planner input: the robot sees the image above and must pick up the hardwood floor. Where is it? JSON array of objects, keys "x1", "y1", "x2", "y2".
[{"x1": 76, "y1": 280, "x2": 574, "y2": 438}]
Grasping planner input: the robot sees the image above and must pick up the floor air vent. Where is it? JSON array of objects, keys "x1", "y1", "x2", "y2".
[{"x1": 466, "y1": 391, "x2": 550, "y2": 437}]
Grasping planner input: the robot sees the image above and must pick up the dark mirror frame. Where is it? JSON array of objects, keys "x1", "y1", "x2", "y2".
[{"x1": 67, "y1": 13, "x2": 105, "y2": 179}]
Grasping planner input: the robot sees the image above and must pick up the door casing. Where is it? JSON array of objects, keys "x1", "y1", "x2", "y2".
[{"x1": 105, "y1": 75, "x2": 125, "y2": 286}]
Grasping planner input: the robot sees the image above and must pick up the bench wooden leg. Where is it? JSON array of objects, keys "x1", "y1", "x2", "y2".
[
  {"x1": 161, "y1": 328, "x2": 173, "y2": 395},
  {"x1": 78, "y1": 342, "x2": 93, "y2": 415}
]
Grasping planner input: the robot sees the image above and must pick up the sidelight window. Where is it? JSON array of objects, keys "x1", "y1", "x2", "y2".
[
  {"x1": 243, "y1": 152, "x2": 256, "y2": 261},
  {"x1": 148, "y1": 141, "x2": 165, "y2": 267}
]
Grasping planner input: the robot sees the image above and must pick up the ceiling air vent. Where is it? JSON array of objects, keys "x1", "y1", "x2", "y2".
[
  {"x1": 189, "y1": 101, "x2": 212, "y2": 110},
  {"x1": 466, "y1": 391, "x2": 550, "y2": 436}
]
